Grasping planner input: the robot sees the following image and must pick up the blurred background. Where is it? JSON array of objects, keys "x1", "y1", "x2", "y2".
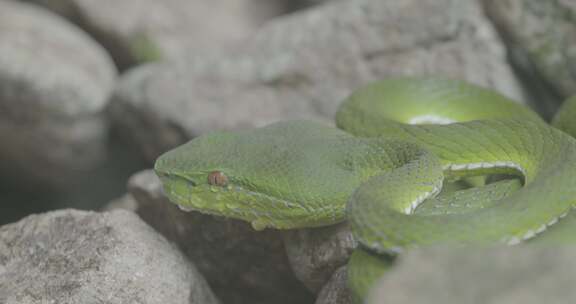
[
  {"x1": 0, "y1": 0, "x2": 326, "y2": 225},
  {"x1": 0, "y1": 0, "x2": 573, "y2": 225}
]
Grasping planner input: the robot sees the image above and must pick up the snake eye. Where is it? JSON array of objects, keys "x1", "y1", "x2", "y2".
[{"x1": 208, "y1": 171, "x2": 228, "y2": 186}]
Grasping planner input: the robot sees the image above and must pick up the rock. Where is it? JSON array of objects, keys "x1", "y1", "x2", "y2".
[
  {"x1": 482, "y1": 0, "x2": 576, "y2": 117},
  {"x1": 24, "y1": 0, "x2": 285, "y2": 68},
  {"x1": 0, "y1": 1, "x2": 116, "y2": 189},
  {"x1": 110, "y1": 0, "x2": 527, "y2": 163},
  {"x1": 367, "y1": 246, "x2": 576, "y2": 304},
  {"x1": 284, "y1": 223, "x2": 356, "y2": 292},
  {"x1": 315, "y1": 266, "x2": 352, "y2": 304},
  {"x1": 101, "y1": 193, "x2": 138, "y2": 212},
  {"x1": 269, "y1": 0, "x2": 331, "y2": 12},
  {"x1": 0, "y1": 209, "x2": 218, "y2": 304},
  {"x1": 123, "y1": 170, "x2": 314, "y2": 304}
]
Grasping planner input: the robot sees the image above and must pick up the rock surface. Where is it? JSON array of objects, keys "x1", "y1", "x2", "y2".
[
  {"x1": 0, "y1": 209, "x2": 218, "y2": 304},
  {"x1": 315, "y1": 266, "x2": 352, "y2": 304},
  {"x1": 24, "y1": 0, "x2": 287, "y2": 68},
  {"x1": 110, "y1": 0, "x2": 527, "y2": 163},
  {"x1": 284, "y1": 223, "x2": 356, "y2": 292},
  {"x1": 482, "y1": 0, "x2": 576, "y2": 117},
  {"x1": 0, "y1": 0, "x2": 116, "y2": 189},
  {"x1": 122, "y1": 170, "x2": 314, "y2": 304},
  {"x1": 368, "y1": 246, "x2": 576, "y2": 304}
]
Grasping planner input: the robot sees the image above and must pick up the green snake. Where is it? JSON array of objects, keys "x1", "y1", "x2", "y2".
[{"x1": 154, "y1": 77, "x2": 576, "y2": 302}]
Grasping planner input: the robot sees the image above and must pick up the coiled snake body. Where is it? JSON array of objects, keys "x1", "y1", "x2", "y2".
[{"x1": 155, "y1": 78, "x2": 576, "y2": 302}]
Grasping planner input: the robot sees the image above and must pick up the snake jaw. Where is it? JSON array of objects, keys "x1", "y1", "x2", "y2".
[{"x1": 156, "y1": 167, "x2": 339, "y2": 229}]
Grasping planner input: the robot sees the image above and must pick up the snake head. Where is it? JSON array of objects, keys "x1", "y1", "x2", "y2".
[
  {"x1": 154, "y1": 129, "x2": 253, "y2": 224},
  {"x1": 154, "y1": 121, "x2": 371, "y2": 230}
]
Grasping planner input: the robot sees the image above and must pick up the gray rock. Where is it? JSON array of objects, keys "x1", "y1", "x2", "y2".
[
  {"x1": 482, "y1": 0, "x2": 576, "y2": 117},
  {"x1": 101, "y1": 193, "x2": 138, "y2": 212},
  {"x1": 0, "y1": 1, "x2": 116, "y2": 189},
  {"x1": 24, "y1": 0, "x2": 284, "y2": 68},
  {"x1": 110, "y1": 0, "x2": 527, "y2": 163},
  {"x1": 124, "y1": 170, "x2": 314, "y2": 304},
  {"x1": 368, "y1": 246, "x2": 576, "y2": 304},
  {"x1": 267, "y1": 0, "x2": 332, "y2": 12},
  {"x1": 315, "y1": 266, "x2": 352, "y2": 304},
  {"x1": 0, "y1": 209, "x2": 218, "y2": 304},
  {"x1": 284, "y1": 223, "x2": 356, "y2": 292}
]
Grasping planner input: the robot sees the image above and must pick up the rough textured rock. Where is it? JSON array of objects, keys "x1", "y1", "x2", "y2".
[
  {"x1": 0, "y1": 209, "x2": 218, "y2": 304},
  {"x1": 24, "y1": 0, "x2": 287, "y2": 68},
  {"x1": 123, "y1": 170, "x2": 314, "y2": 304},
  {"x1": 0, "y1": 0, "x2": 116, "y2": 189},
  {"x1": 482, "y1": 0, "x2": 576, "y2": 117},
  {"x1": 368, "y1": 246, "x2": 576, "y2": 304},
  {"x1": 110, "y1": 0, "x2": 527, "y2": 163},
  {"x1": 315, "y1": 266, "x2": 352, "y2": 304},
  {"x1": 284, "y1": 223, "x2": 356, "y2": 292}
]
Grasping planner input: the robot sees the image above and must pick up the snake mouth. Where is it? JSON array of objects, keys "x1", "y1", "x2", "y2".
[
  {"x1": 155, "y1": 170, "x2": 331, "y2": 229},
  {"x1": 155, "y1": 170, "x2": 258, "y2": 218},
  {"x1": 159, "y1": 173, "x2": 243, "y2": 217},
  {"x1": 156, "y1": 172, "x2": 201, "y2": 208}
]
